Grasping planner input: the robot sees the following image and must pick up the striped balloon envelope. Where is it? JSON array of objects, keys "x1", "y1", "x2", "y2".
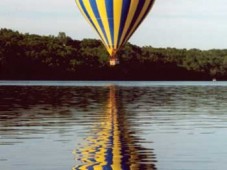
[{"x1": 75, "y1": 0, "x2": 155, "y2": 65}]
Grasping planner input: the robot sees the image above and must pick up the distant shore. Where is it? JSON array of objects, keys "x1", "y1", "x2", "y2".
[{"x1": 1, "y1": 28, "x2": 227, "y2": 80}]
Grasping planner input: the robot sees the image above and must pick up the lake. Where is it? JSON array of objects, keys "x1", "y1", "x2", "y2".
[{"x1": 1, "y1": 81, "x2": 227, "y2": 170}]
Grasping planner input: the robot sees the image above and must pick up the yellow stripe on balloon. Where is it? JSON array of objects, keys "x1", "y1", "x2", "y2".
[
  {"x1": 113, "y1": 0, "x2": 123, "y2": 49},
  {"x1": 75, "y1": 0, "x2": 109, "y2": 51},
  {"x1": 96, "y1": 0, "x2": 113, "y2": 49},
  {"x1": 123, "y1": 0, "x2": 154, "y2": 46},
  {"x1": 82, "y1": 0, "x2": 109, "y2": 49},
  {"x1": 75, "y1": 0, "x2": 92, "y2": 28},
  {"x1": 119, "y1": 0, "x2": 139, "y2": 47}
]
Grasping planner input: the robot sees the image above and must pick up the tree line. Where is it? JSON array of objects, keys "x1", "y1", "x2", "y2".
[{"x1": 1, "y1": 28, "x2": 227, "y2": 80}]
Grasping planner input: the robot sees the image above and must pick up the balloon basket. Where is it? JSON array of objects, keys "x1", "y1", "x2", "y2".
[{"x1": 109, "y1": 57, "x2": 119, "y2": 66}]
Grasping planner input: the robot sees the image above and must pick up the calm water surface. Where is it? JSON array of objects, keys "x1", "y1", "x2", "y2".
[{"x1": 1, "y1": 81, "x2": 227, "y2": 170}]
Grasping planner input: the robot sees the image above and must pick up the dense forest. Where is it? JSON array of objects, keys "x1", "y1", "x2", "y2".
[{"x1": 1, "y1": 28, "x2": 227, "y2": 80}]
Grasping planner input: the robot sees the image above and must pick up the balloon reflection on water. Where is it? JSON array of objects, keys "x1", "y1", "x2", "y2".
[{"x1": 72, "y1": 86, "x2": 156, "y2": 170}]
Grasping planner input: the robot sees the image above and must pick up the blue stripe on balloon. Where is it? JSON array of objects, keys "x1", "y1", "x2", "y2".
[
  {"x1": 89, "y1": 0, "x2": 109, "y2": 48},
  {"x1": 123, "y1": 0, "x2": 155, "y2": 46},
  {"x1": 122, "y1": 0, "x2": 146, "y2": 45},
  {"x1": 135, "y1": 0, "x2": 154, "y2": 32},
  {"x1": 117, "y1": 0, "x2": 131, "y2": 47},
  {"x1": 78, "y1": 0, "x2": 103, "y2": 42},
  {"x1": 105, "y1": 0, "x2": 114, "y2": 47}
]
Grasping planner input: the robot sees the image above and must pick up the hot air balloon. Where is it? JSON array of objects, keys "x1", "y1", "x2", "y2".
[{"x1": 75, "y1": 0, "x2": 155, "y2": 65}]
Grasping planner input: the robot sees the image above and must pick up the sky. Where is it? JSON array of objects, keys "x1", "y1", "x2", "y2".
[{"x1": 1, "y1": 0, "x2": 227, "y2": 50}]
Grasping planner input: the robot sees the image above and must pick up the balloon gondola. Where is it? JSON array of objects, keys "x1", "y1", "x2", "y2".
[{"x1": 75, "y1": 0, "x2": 155, "y2": 66}]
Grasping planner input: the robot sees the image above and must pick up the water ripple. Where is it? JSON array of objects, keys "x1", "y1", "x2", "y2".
[{"x1": 1, "y1": 83, "x2": 227, "y2": 169}]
